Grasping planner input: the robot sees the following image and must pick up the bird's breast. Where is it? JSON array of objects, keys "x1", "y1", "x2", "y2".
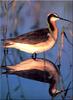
[{"x1": 14, "y1": 36, "x2": 56, "y2": 54}]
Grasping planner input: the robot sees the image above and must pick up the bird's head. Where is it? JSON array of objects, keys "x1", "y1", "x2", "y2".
[
  {"x1": 47, "y1": 13, "x2": 73, "y2": 23},
  {"x1": 49, "y1": 83, "x2": 72, "y2": 97},
  {"x1": 47, "y1": 13, "x2": 59, "y2": 22},
  {"x1": 48, "y1": 77, "x2": 60, "y2": 97},
  {"x1": 49, "y1": 87, "x2": 60, "y2": 97}
]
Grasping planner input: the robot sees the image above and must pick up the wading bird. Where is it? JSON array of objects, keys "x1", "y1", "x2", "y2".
[
  {"x1": 1, "y1": 58, "x2": 60, "y2": 97},
  {"x1": 3, "y1": 13, "x2": 73, "y2": 58}
]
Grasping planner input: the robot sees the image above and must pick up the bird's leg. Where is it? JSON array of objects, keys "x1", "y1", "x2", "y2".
[{"x1": 32, "y1": 53, "x2": 37, "y2": 60}]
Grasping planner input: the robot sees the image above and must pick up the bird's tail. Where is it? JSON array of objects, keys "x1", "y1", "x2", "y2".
[
  {"x1": 0, "y1": 65, "x2": 14, "y2": 74},
  {"x1": 1, "y1": 70, "x2": 10, "y2": 74},
  {"x1": 1, "y1": 39, "x2": 15, "y2": 48}
]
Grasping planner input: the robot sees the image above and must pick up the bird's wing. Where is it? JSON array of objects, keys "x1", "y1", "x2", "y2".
[{"x1": 13, "y1": 28, "x2": 49, "y2": 44}]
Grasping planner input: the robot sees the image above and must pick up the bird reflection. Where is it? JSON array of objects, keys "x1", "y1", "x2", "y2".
[{"x1": 2, "y1": 58, "x2": 61, "y2": 96}]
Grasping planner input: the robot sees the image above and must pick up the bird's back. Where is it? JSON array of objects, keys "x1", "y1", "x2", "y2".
[{"x1": 7, "y1": 28, "x2": 49, "y2": 44}]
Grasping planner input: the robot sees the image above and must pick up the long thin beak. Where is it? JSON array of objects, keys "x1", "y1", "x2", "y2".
[
  {"x1": 57, "y1": 16, "x2": 73, "y2": 23},
  {"x1": 55, "y1": 87, "x2": 72, "y2": 95},
  {"x1": 57, "y1": 16, "x2": 73, "y2": 24}
]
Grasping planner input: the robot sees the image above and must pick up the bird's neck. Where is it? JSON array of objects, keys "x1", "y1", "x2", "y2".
[{"x1": 48, "y1": 21, "x2": 58, "y2": 40}]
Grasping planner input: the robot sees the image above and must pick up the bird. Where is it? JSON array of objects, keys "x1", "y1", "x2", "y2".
[
  {"x1": 3, "y1": 13, "x2": 73, "y2": 58},
  {"x1": 1, "y1": 58, "x2": 61, "y2": 96}
]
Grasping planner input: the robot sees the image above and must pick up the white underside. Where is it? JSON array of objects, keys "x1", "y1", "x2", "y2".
[{"x1": 13, "y1": 36, "x2": 55, "y2": 54}]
